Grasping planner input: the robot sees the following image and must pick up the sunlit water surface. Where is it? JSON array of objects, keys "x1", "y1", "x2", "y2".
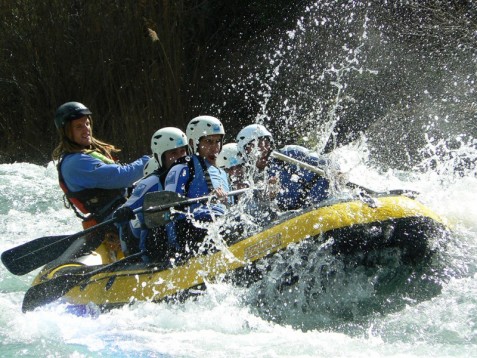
[
  {"x1": 2, "y1": 2, "x2": 477, "y2": 356},
  {"x1": 1, "y1": 143, "x2": 476, "y2": 358}
]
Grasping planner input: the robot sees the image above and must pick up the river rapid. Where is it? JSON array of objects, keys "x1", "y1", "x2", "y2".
[
  {"x1": 0, "y1": 140, "x2": 476, "y2": 357},
  {"x1": 2, "y1": 2, "x2": 477, "y2": 357}
]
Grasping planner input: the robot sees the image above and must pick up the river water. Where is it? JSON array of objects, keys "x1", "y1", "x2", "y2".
[
  {"x1": 1, "y1": 142, "x2": 476, "y2": 357},
  {"x1": 2, "y1": 2, "x2": 477, "y2": 357}
]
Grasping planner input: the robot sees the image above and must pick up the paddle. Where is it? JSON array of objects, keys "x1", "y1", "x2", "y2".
[
  {"x1": 1, "y1": 207, "x2": 140, "y2": 276},
  {"x1": 271, "y1": 151, "x2": 419, "y2": 198},
  {"x1": 3, "y1": 187, "x2": 250, "y2": 276},
  {"x1": 142, "y1": 188, "x2": 252, "y2": 227},
  {"x1": 22, "y1": 188, "x2": 251, "y2": 312},
  {"x1": 22, "y1": 251, "x2": 144, "y2": 312},
  {"x1": 2, "y1": 221, "x2": 115, "y2": 276},
  {"x1": 2, "y1": 234, "x2": 79, "y2": 276}
]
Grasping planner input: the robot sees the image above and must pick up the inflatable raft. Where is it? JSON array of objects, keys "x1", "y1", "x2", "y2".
[{"x1": 19, "y1": 190, "x2": 450, "y2": 313}]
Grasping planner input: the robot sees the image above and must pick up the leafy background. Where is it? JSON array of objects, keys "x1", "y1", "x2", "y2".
[{"x1": 1, "y1": 1, "x2": 475, "y2": 168}]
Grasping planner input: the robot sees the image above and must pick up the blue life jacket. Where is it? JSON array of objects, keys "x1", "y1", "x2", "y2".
[
  {"x1": 117, "y1": 166, "x2": 172, "y2": 255},
  {"x1": 164, "y1": 155, "x2": 230, "y2": 221},
  {"x1": 270, "y1": 146, "x2": 329, "y2": 210},
  {"x1": 163, "y1": 155, "x2": 230, "y2": 252}
]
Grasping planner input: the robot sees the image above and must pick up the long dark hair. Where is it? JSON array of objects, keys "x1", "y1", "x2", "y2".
[{"x1": 52, "y1": 115, "x2": 120, "y2": 161}]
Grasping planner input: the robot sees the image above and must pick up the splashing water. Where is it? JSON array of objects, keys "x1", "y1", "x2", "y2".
[
  {"x1": 1, "y1": 139, "x2": 476, "y2": 356},
  {"x1": 2, "y1": 2, "x2": 477, "y2": 356}
]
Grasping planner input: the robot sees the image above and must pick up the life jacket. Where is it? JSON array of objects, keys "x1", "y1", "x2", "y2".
[
  {"x1": 168, "y1": 155, "x2": 214, "y2": 195},
  {"x1": 58, "y1": 150, "x2": 127, "y2": 228},
  {"x1": 145, "y1": 166, "x2": 169, "y2": 189}
]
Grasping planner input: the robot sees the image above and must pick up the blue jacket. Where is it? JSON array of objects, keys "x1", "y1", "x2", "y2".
[
  {"x1": 270, "y1": 146, "x2": 329, "y2": 210},
  {"x1": 164, "y1": 155, "x2": 230, "y2": 221},
  {"x1": 122, "y1": 173, "x2": 164, "y2": 252},
  {"x1": 61, "y1": 152, "x2": 149, "y2": 192},
  {"x1": 58, "y1": 151, "x2": 149, "y2": 223},
  {"x1": 162, "y1": 155, "x2": 230, "y2": 253}
]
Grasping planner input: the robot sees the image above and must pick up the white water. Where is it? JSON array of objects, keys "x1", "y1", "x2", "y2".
[
  {"x1": 2, "y1": 2, "x2": 476, "y2": 356},
  {"x1": 1, "y1": 144, "x2": 476, "y2": 357}
]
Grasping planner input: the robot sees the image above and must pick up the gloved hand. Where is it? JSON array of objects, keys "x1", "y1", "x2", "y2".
[{"x1": 113, "y1": 206, "x2": 135, "y2": 222}]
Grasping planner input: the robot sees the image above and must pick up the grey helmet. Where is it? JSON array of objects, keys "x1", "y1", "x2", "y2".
[
  {"x1": 216, "y1": 143, "x2": 244, "y2": 169},
  {"x1": 54, "y1": 101, "x2": 92, "y2": 130},
  {"x1": 150, "y1": 127, "x2": 189, "y2": 167},
  {"x1": 236, "y1": 124, "x2": 273, "y2": 154},
  {"x1": 143, "y1": 157, "x2": 159, "y2": 176}
]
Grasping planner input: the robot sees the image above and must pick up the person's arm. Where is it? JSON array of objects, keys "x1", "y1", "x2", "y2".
[
  {"x1": 62, "y1": 153, "x2": 149, "y2": 191},
  {"x1": 123, "y1": 175, "x2": 162, "y2": 211}
]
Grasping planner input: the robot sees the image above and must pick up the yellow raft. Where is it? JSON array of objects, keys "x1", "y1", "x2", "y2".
[{"x1": 22, "y1": 192, "x2": 450, "y2": 312}]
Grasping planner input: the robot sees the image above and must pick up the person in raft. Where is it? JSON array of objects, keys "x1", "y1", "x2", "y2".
[
  {"x1": 163, "y1": 115, "x2": 230, "y2": 255},
  {"x1": 235, "y1": 124, "x2": 330, "y2": 213},
  {"x1": 114, "y1": 127, "x2": 190, "y2": 261},
  {"x1": 52, "y1": 101, "x2": 149, "y2": 259}
]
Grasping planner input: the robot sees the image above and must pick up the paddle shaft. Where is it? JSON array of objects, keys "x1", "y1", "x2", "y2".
[
  {"x1": 271, "y1": 151, "x2": 420, "y2": 198},
  {"x1": 271, "y1": 150, "x2": 379, "y2": 195},
  {"x1": 143, "y1": 187, "x2": 252, "y2": 214},
  {"x1": 7, "y1": 186, "x2": 249, "y2": 269},
  {"x1": 4, "y1": 187, "x2": 250, "y2": 276}
]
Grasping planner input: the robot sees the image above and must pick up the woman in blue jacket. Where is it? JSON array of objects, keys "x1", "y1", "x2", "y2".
[{"x1": 52, "y1": 101, "x2": 149, "y2": 230}]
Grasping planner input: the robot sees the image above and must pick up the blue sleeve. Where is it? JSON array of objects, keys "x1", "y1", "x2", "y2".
[
  {"x1": 122, "y1": 175, "x2": 163, "y2": 239},
  {"x1": 273, "y1": 148, "x2": 331, "y2": 209},
  {"x1": 62, "y1": 153, "x2": 149, "y2": 192}
]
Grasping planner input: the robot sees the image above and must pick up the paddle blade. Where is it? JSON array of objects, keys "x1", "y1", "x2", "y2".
[
  {"x1": 143, "y1": 191, "x2": 183, "y2": 228},
  {"x1": 1, "y1": 235, "x2": 75, "y2": 275},
  {"x1": 22, "y1": 274, "x2": 85, "y2": 312},
  {"x1": 22, "y1": 252, "x2": 143, "y2": 312},
  {"x1": 2, "y1": 217, "x2": 120, "y2": 276}
]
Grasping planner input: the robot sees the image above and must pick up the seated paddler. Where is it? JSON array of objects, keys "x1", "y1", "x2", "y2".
[
  {"x1": 236, "y1": 125, "x2": 331, "y2": 212},
  {"x1": 163, "y1": 115, "x2": 230, "y2": 255},
  {"x1": 113, "y1": 127, "x2": 189, "y2": 261},
  {"x1": 269, "y1": 144, "x2": 330, "y2": 211},
  {"x1": 52, "y1": 101, "x2": 149, "y2": 260}
]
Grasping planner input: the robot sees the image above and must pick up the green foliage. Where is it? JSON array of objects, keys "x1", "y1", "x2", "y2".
[
  {"x1": 0, "y1": 0, "x2": 475, "y2": 166},
  {"x1": 0, "y1": 0, "x2": 302, "y2": 163}
]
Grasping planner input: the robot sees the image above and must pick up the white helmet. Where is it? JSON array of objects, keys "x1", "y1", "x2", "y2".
[
  {"x1": 186, "y1": 115, "x2": 225, "y2": 153},
  {"x1": 150, "y1": 127, "x2": 188, "y2": 167},
  {"x1": 216, "y1": 143, "x2": 244, "y2": 169},
  {"x1": 236, "y1": 124, "x2": 274, "y2": 154},
  {"x1": 143, "y1": 157, "x2": 159, "y2": 176}
]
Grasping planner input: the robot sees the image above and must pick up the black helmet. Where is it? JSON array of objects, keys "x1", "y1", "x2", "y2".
[{"x1": 54, "y1": 101, "x2": 92, "y2": 129}]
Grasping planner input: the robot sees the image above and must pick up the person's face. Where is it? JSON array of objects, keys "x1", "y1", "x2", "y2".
[
  {"x1": 198, "y1": 134, "x2": 222, "y2": 165},
  {"x1": 245, "y1": 137, "x2": 271, "y2": 170},
  {"x1": 68, "y1": 116, "x2": 92, "y2": 148},
  {"x1": 163, "y1": 146, "x2": 187, "y2": 169},
  {"x1": 226, "y1": 165, "x2": 246, "y2": 188}
]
